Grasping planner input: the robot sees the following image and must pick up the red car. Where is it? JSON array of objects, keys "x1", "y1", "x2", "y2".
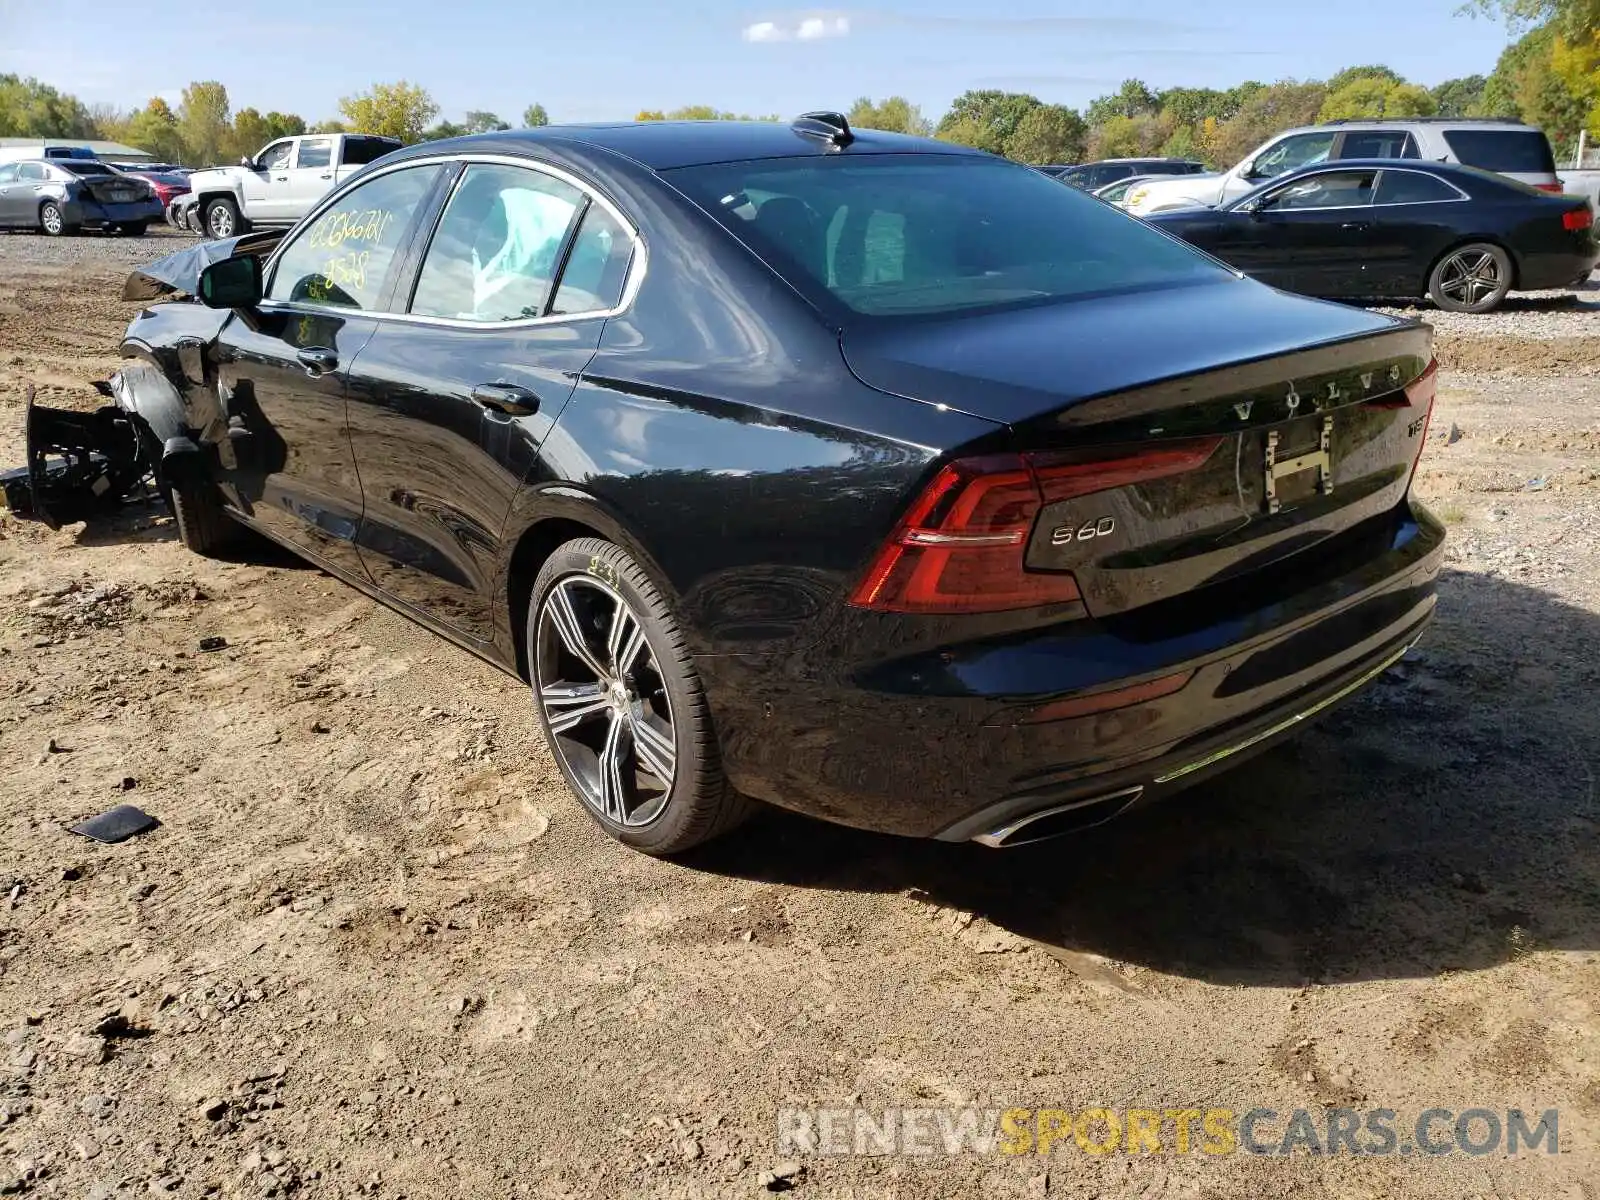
[{"x1": 108, "y1": 162, "x2": 190, "y2": 210}]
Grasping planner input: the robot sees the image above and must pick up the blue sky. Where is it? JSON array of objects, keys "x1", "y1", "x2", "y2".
[{"x1": 2, "y1": 0, "x2": 1515, "y2": 126}]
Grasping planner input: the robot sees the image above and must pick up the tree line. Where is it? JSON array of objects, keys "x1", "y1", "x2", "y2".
[{"x1": 1, "y1": 1, "x2": 1593, "y2": 168}]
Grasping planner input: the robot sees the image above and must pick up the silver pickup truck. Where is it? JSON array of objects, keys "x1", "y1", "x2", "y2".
[{"x1": 173, "y1": 132, "x2": 401, "y2": 239}]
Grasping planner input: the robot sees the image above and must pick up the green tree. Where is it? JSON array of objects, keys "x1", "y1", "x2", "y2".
[
  {"x1": 1092, "y1": 113, "x2": 1165, "y2": 158},
  {"x1": 337, "y1": 80, "x2": 439, "y2": 143},
  {"x1": 0, "y1": 74, "x2": 98, "y2": 138},
  {"x1": 178, "y1": 81, "x2": 232, "y2": 165},
  {"x1": 1432, "y1": 74, "x2": 1489, "y2": 116},
  {"x1": 1482, "y1": 21, "x2": 1590, "y2": 151},
  {"x1": 846, "y1": 95, "x2": 933, "y2": 136},
  {"x1": 523, "y1": 103, "x2": 550, "y2": 127},
  {"x1": 1319, "y1": 77, "x2": 1439, "y2": 120},
  {"x1": 464, "y1": 110, "x2": 509, "y2": 133},
  {"x1": 1085, "y1": 79, "x2": 1161, "y2": 128},
  {"x1": 122, "y1": 99, "x2": 187, "y2": 163},
  {"x1": 936, "y1": 90, "x2": 1044, "y2": 155},
  {"x1": 634, "y1": 105, "x2": 775, "y2": 121},
  {"x1": 1213, "y1": 80, "x2": 1329, "y2": 164},
  {"x1": 263, "y1": 111, "x2": 306, "y2": 140},
  {"x1": 1325, "y1": 64, "x2": 1406, "y2": 92},
  {"x1": 421, "y1": 120, "x2": 468, "y2": 141},
  {"x1": 1468, "y1": 0, "x2": 1600, "y2": 42},
  {"x1": 310, "y1": 119, "x2": 348, "y2": 134},
  {"x1": 1006, "y1": 104, "x2": 1088, "y2": 163},
  {"x1": 230, "y1": 107, "x2": 271, "y2": 159}
]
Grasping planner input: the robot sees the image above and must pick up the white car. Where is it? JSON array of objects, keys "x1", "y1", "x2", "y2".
[
  {"x1": 185, "y1": 133, "x2": 401, "y2": 239},
  {"x1": 1124, "y1": 119, "x2": 1564, "y2": 217}
]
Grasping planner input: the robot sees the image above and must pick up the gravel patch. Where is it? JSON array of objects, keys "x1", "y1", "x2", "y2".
[{"x1": 1369, "y1": 277, "x2": 1599, "y2": 339}]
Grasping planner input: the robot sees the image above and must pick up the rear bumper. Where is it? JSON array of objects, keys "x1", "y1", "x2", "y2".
[
  {"x1": 77, "y1": 197, "x2": 164, "y2": 227},
  {"x1": 699, "y1": 499, "x2": 1445, "y2": 840},
  {"x1": 1519, "y1": 242, "x2": 1599, "y2": 291}
]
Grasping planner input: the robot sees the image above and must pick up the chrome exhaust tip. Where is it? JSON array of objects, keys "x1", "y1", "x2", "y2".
[{"x1": 971, "y1": 786, "x2": 1144, "y2": 848}]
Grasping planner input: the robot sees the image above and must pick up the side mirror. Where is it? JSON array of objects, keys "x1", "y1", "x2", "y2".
[
  {"x1": 198, "y1": 256, "x2": 262, "y2": 309},
  {"x1": 240, "y1": 156, "x2": 255, "y2": 168},
  {"x1": 1238, "y1": 158, "x2": 1257, "y2": 178}
]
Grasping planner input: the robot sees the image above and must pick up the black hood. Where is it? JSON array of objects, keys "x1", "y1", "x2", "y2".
[{"x1": 121, "y1": 230, "x2": 284, "y2": 301}]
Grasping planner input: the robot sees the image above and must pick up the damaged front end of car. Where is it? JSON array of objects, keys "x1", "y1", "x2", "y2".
[{"x1": 1, "y1": 230, "x2": 283, "y2": 530}]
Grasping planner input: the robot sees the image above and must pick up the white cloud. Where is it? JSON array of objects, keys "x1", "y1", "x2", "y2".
[
  {"x1": 797, "y1": 15, "x2": 849, "y2": 38},
  {"x1": 742, "y1": 12, "x2": 851, "y2": 42}
]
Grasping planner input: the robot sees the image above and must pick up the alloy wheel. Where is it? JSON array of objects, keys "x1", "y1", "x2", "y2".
[
  {"x1": 1438, "y1": 249, "x2": 1502, "y2": 307},
  {"x1": 209, "y1": 205, "x2": 234, "y2": 238},
  {"x1": 535, "y1": 575, "x2": 677, "y2": 827},
  {"x1": 40, "y1": 204, "x2": 62, "y2": 235}
]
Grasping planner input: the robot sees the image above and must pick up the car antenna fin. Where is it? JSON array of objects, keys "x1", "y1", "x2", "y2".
[{"x1": 791, "y1": 111, "x2": 854, "y2": 149}]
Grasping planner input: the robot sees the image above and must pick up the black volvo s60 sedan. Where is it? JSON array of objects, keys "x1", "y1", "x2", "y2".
[
  {"x1": 1145, "y1": 159, "x2": 1597, "y2": 313},
  {"x1": 14, "y1": 114, "x2": 1445, "y2": 853}
]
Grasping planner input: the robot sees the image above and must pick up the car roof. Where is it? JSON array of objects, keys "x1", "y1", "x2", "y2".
[{"x1": 381, "y1": 121, "x2": 987, "y2": 173}]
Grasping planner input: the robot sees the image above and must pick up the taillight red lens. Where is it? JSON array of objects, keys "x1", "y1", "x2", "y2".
[
  {"x1": 1563, "y1": 207, "x2": 1593, "y2": 231},
  {"x1": 849, "y1": 438, "x2": 1221, "y2": 615},
  {"x1": 1536, "y1": 182, "x2": 1565, "y2": 193}
]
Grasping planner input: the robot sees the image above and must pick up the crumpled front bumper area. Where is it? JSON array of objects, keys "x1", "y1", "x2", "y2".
[{"x1": 0, "y1": 385, "x2": 152, "y2": 529}]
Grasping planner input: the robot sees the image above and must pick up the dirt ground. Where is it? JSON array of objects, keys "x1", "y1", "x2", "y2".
[{"x1": 1, "y1": 230, "x2": 1598, "y2": 1200}]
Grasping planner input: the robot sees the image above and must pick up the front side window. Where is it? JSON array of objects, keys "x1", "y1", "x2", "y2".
[
  {"x1": 668, "y1": 155, "x2": 1231, "y2": 320},
  {"x1": 1374, "y1": 170, "x2": 1461, "y2": 205},
  {"x1": 258, "y1": 141, "x2": 294, "y2": 171},
  {"x1": 267, "y1": 164, "x2": 442, "y2": 310},
  {"x1": 296, "y1": 139, "x2": 333, "y2": 170},
  {"x1": 1262, "y1": 169, "x2": 1378, "y2": 210},
  {"x1": 0, "y1": 165, "x2": 17, "y2": 184},
  {"x1": 1251, "y1": 133, "x2": 1335, "y2": 180},
  {"x1": 409, "y1": 164, "x2": 585, "y2": 322}
]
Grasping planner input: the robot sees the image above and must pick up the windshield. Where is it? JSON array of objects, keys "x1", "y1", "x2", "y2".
[{"x1": 666, "y1": 155, "x2": 1230, "y2": 321}]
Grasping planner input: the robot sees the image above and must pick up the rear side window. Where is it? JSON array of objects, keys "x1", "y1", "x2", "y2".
[
  {"x1": 1442, "y1": 130, "x2": 1556, "y2": 175},
  {"x1": 18, "y1": 163, "x2": 48, "y2": 181},
  {"x1": 668, "y1": 155, "x2": 1230, "y2": 320},
  {"x1": 550, "y1": 204, "x2": 634, "y2": 315},
  {"x1": 1374, "y1": 170, "x2": 1462, "y2": 205},
  {"x1": 58, "y1": 161, "x2": 113, "y2": 177},
  {"x1": 342, "y1": 137, "x2": 399, "y2": 167},
  {"x1": 1338, "y1": 131, "x2": 1419, "y2": 160},
  {"x1": 410, "y1": 164, "x2": 585, "y2": 322}
]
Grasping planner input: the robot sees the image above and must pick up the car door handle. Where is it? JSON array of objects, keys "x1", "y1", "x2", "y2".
[
  {"x1": 1341, "y1": 221, "x2": 1373, "y2": 230},
  {"x1": 470, "y1": 383, "x2": 540, "y2": 415},
  {"x1": 319, "y1": 173, "x2": 332, "y2": 180},
  {"x1": 274, "y1": 175, "x2": 289, "y2": 182},
  {"x1": 296, "y1": 347, "x2": 338, "y2": 377}
]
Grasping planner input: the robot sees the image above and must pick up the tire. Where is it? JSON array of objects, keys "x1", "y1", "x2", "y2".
[
  {"x1": 203, "y1": 197, "x2": 241, "y2": 240},
  {"x1": 167, "y1": 477, "x2": 243, "y2": 556},
  {"x1": 528, "y1": 537, "x2": 755, "y2": 855},
  {"x1": 116, "y1": 221, "x2": 149, "y2": 237},
  {"x1": 1428, "y1": 243, "x2": 1513, "y2": 313},
  {"x1": 38, "y1": 201, "x2": 76, "y2": 237}
]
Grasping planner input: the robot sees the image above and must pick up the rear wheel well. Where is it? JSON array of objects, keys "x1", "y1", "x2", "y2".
[{"x1": 505, "y1": 518, "x2": 606, "y2": 680}]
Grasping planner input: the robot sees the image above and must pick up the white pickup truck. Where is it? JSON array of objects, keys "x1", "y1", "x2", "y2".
[{"x1": 179, "y1": 132, "x2": 402, "y2": 239}]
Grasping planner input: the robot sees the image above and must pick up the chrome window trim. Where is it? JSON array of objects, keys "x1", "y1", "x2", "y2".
[
  {"x1": 1251, "y1": 166, "x2": 1469, "y2": 213},
  {"x1": 259, "y1": 152, "x2": 646, "y2": 330}
]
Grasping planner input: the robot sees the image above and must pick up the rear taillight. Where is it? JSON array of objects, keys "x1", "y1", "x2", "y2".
[
  {"x1": 1367, "y1": 358, "x2": 1438, "y2": 472},
  {"x1": 1562, "y1": 208, "x2": 1593, "y2": 231},
  {"x1": 849, "y1": 438, "x2": 1221, "y2": 614},
  {"x1": 1536, "y1": 182, "x2": 1565, "y2": 193}
]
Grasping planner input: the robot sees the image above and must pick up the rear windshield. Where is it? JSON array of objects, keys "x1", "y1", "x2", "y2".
[
  {"x1": 666, "y1": 155, "x2": 1229, "y2": 320},
  {"x1": 1442, "y1": 130, "x2": 1556, "y2": 175},
  {"x1": 58, "y1": 161, "x2": 115, "y2": 176}
]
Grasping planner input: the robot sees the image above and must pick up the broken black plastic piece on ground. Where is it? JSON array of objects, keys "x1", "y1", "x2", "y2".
[{"x1": 67, "y1": 805, "x2": 160, "y2": 845}]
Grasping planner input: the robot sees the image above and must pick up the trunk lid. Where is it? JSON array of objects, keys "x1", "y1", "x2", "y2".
[
  {"x1": 83, "y1": 175, "x2": 149, "y2": 205},
  {"x1": 842, "y1": 280, "x2": 1435, "y2": 619}
]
